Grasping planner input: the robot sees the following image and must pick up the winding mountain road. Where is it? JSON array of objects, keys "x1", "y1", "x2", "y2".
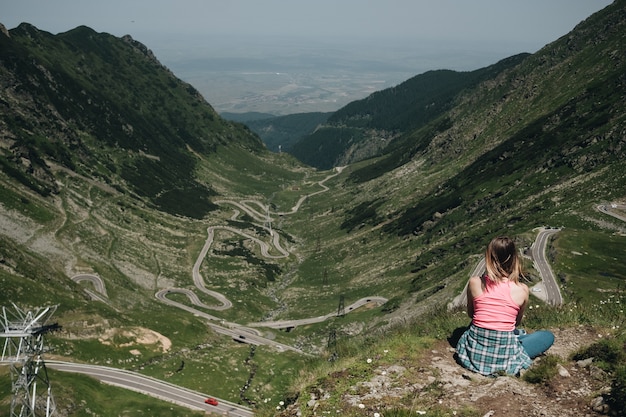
[
  {"x1": 58, "y1": 226, "x2": 558, "y2": 414},
  {"x1": 247, "y1": 296, "x2": 389, "y2": 329},
  {"x1": 597, "y1": 203, "x2": 626, "y2": 223},
  {"x1": 58, "y1": 168, "x2": 382, "y2": 412},
  {"x1": 156, "y1": 166, "x2": 387, "y2": 351},
  {"x1": 60, "y1": 200, "x2": 624, "y2": 412},
  {"x1": 47, "y1": 361, "x2": 253, "y2": 417},
  {"x1": 530, "y1": 228, "x2": 562, "y2": 305},
  {"x1": 71, "y1": 274, "x2": 109, "y2": 303}
]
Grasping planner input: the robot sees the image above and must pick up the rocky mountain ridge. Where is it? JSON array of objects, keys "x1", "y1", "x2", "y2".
[{"x1": 0, "y1": 22, "x2": 263, "y2": 217}]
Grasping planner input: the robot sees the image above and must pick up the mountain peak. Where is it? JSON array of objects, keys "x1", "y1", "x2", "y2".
[
  {"x1": 0, "y1": 23, "x2": 9, "y2": 38},
  {"x1": 121, "y1": 34, "x2": 161, "y2": 66}
]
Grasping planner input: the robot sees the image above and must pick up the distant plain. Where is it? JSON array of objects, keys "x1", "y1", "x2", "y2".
[{"x1": 147, "y1": 34, "x2": 530, "y2": 115}]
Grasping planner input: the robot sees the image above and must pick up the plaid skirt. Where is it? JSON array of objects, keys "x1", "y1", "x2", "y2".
[{"x1": 456, "y1": 324, "x2": 532, "y2": 376}]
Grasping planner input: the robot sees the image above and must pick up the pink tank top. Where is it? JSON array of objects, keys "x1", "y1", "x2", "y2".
[{"x1": 472, "y1": 277, "x2": 520, "y2": 331}]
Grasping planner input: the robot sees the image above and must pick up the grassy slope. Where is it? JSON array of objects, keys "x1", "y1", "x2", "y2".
[
  {"x1": 0, "y1": 23, "x2": 264, "y2": 219},
  {"x1": 288, "y1": 55, "x2": 529, "y2": 170}
]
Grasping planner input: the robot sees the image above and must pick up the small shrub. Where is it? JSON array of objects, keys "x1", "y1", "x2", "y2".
[
  {"x1": 608, "y1": 364, "x2": 626, "y2": 415},
  {"x1": 381, "y1": 296, "x2": 401, "y2": 313},
  {"x1": 523, "y1": 354, "x2": 560, "y2": 384},
  {"x1": 571, "y1": 338, "x2": 625, "y2": 371},
  {"x1": 379, "y1": 406, "x2": 480, "y2": 417},
  {"x1": 569, "y1": 335, "x2": 626, "y2": 415}
]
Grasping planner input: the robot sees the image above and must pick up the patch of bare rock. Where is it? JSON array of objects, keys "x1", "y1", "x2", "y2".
[
  {"x1": 409, "y1": 326, "x2": 612, "y2": 416},
  {"x1": 279, "y1": 326, "x2": 616, "y2": 416}
]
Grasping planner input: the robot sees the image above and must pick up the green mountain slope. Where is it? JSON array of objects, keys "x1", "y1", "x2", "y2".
[
  {"x1": 336, "y1": 0, "x2": 626, "y2": 293},
  {"x1": 382, "y1": 3, "x2": 626, "y2": 235},
  {"x1": 0, "y1": 23, "x2": 263, "y2": 218},
  {"x1": 243, "y1": 111, "x2": 331, "y2": 152},
  {"x1": 288, "y1": 54, "x2": 528, "y2": 169}
]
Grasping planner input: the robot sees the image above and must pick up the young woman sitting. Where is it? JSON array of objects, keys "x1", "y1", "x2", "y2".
[{"x1": 456, "y1": 236, "x2": 555, "y2": 376}]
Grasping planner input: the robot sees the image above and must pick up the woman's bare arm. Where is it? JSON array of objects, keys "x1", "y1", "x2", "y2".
[
  {"x1": 466, "y1": 276, "x2": 482, "y2": 319},
  {"x1": 514, "y1": 284, "x2": 530, "y2": 326}
]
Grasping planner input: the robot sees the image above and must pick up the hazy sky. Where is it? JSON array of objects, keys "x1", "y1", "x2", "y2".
[{"x1": 1, "y1": 0, "x2": 614, "y2": 51}]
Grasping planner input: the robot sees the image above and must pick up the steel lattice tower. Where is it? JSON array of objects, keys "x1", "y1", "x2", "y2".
[
  {"x1": 337, "y1": 294, "x2": 345, "y2": 317},
  {"x1": 1, "y1": 304, "x2": 60, "y2": 417}
]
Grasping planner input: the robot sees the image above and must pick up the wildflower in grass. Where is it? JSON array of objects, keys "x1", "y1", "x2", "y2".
[
  {"x1": 359, "y1": 403, "x2": 365, "y2": 409},
  {"x1": 374, "y1": 413, "x2": 381, "y2": 417},
  {"x1": 367, "y1": 358, "x2": 373, "y2": 363}
]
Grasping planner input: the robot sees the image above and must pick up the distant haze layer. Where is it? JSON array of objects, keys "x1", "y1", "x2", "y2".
[{"x1": 149, "y1": 35, "x2": 531, "y2": 116}]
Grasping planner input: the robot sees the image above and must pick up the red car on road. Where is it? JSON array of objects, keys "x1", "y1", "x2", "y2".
[{"x1": 205, "y1": 397, "x2": 218, "y2": 406}]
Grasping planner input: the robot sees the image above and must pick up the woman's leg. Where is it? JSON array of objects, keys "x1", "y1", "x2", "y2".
[{"x1": 518, "y1": 330, "x2": 555, "y2": 358}]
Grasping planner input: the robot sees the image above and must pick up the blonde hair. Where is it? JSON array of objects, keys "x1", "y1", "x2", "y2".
[{"x1": 484, "y1": 236, "x2": 523, "y2": 283}]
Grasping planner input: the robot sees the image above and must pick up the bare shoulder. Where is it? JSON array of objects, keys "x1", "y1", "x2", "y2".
[
  {"x1": 469, "y1": 275, "x2": 483, "y2": 284},
  {"x1": 468, "y1": 275, "x2": 482, "y2": 288},
  {"x1": 511, "y1": 281, "x2": 529, "y2": 295},
  {"x1": 511, "y1": 281, "x2": 529, "y2": 305},
  {"x1": 467, "y1": 275, "x2": 483, "y2": 295}
]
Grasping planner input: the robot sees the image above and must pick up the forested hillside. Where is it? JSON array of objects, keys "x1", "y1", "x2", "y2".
[{"x1": 242, "y1": 111, "x2": 331, "y2": 152}]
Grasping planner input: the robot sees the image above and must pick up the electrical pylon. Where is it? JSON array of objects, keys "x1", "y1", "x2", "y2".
[
  {"x1": 1, "y1": 303, "x2": 60, "y2": 417},
  {"x1": 337, "y1": 294, "x2": 345, "y2": 317}
]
